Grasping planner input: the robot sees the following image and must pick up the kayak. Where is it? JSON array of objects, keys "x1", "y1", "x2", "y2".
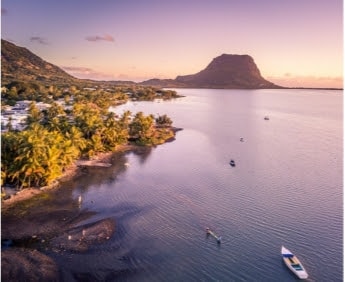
[
  {"x1": 206, "y1": 227, "x2": 221, "y2": 243},
  {"x1": 281, "y1": 246, "x2": 308, "y2": 279}
]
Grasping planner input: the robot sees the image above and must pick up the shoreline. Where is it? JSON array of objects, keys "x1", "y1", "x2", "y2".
[
  {"x1": 1, "y1": 127, "x2": 182, "y2": 210},
  {"x1": 1, "y1": 144, "x2": 136, "y2": 210}
]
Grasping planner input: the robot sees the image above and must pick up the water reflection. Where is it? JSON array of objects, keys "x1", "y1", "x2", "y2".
[
  {"x1": 131, "y1": 146, "x2": 153, "y2": 165},
  {"x1": 2, "y1": 89, "x2": 342, "y2": 281}
]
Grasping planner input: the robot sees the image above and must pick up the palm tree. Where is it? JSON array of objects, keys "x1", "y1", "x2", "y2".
[
  {"x1": 46, "y1": 116, "x2": 61, "y2": 132},
  {"x1": 43, "y1": 133, "x2": 72, "y2": 184},
  {"x1": 7, "y1": 124, "x2": 67, "y2": 188},
  {"x1": 12, "y1": 126, "x2": 48, "y2": 187},
  {"x1": 64, "y1": 126, "x2": 87, "y2": 153},
  {"x1": 155, "y1": 114, "x2": 173, "y2": 127},
  {"x1": 115, "y1": 111, "x2": 131, "y2": 144},
  {"x1": 45, "y1": 102, "x2": 65, "y2": 121},
  {"x1": 86, "y1": 132, "x2": 105, "y2": 158},
  {"x1": 59, "y1": 139, "x2": 80, "y2": 167},
  {"x1": 129, "y1": 112, "x2": 155, "y2": 145},
  {"x1": 73, "y1": 103, "x2": 103, "y2": 139},
  {"x1": 26, "y1": 102, "x2": 43, "y2": 128},
  {"x1": 1, "y1": 131, "x2": 20, "y2": 185}
]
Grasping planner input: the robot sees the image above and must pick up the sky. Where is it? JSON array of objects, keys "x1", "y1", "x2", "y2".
[{"x1": 1, "y1": 0, "x2": 343, "y2": 88}]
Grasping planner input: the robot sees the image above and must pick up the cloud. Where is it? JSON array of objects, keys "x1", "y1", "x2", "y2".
[
  {"x1": 85, "y1": 34, "x2": 115, "y2": 42},
  {"x1": 62, "y1": 66, "x2": 94, "y2": 74},
  {"x1": 30, "y1": 36, "x2": 49, "y2": 45},
  {"x1": 61, "y1": 65, "x2": 116, "y2": 80},
  {"x1": 62, "y1": 65, "x2": 170, "y2": 82}
]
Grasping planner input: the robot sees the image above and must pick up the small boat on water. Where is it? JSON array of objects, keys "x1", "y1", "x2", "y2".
[
  {"x1": 281, "y1": 246, "x2": 308, "y2": 279},
  {"x1": 206, "y1": 228, "x2": 221, "y2": 244},
  {"x1": 229, "y1": 160, "x2": 236, "y2": 167},
  {"x1": 264, "y1": 116, "x2": 270, "y2": 120}
]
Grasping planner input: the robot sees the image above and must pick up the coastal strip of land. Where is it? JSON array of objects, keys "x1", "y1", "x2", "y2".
[
  {"x1": 1, "y1": 144, "x2": 133, "y2": 209},
  {"x1": 1, "y1": 127, "x2": 182, "y2": 210}
]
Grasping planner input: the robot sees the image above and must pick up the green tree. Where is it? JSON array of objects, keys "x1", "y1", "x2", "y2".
[
  {"x1": 73, "y1": 103, "x2": 103, "y2": 139},
  {"x1": 129, "y1": 112, "x2": 155, "y2": 145},
  {"x1": 155, "y1": 114, "x2": 173, "y2": 127},
  {"x1": 64, "y1": 126, "x2": 87, "y2": 153},
  {"x1": 6, "y1": 116, "x2": 14, "y2": 132},
  {"x1": 11, "y1": 125, "x2": 49, "y2": 187},
  {"x1": 115, "y1": 111, "x2": 131, "y2": 144},
  {"x1": 45, "y1": 102, "x2": 65, "y2": 120},
  {"x1": 1, "y1": 131, "x2": 20, "y2": 186},
  {"x1": 3, "y1": 124, "x2": 78, "y2": 188},
  {"x1": 101, "y1": 112, "x2": 118, "y2": 149},
  {"x1": 43, "y1": 102, "x2": 66, "y2": 132},
  {"x1": 86, "y1": 131, "x2": 105, "y2": 158},
  {"x1": 26, "y1": 102, "x2": 43, "y2": 128}
]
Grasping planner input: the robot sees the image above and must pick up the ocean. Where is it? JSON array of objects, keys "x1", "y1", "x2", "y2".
[{"x1": 52, "y1": 89, "x2": 343, "y2": 281}]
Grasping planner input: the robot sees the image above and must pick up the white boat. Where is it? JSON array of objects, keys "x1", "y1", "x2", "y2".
[{"x1": 281, "y1": 246, "x2": 308, "y2": 279}]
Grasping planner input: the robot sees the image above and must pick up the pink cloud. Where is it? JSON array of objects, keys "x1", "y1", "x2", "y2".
[
  {"x1": 30, "y1": 36, "x2": 49, "y2": 45},
  {"x1": 61, "y1": 65, "x2": 116, "y2": 80},
  {"x1": 85, "y1": 34, "x2": 114, "y2": 42},
  {"x1": 62, "y1": 66, "x2": 94, "y2": 74}
]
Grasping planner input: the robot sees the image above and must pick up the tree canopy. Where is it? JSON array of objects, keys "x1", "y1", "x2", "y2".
[{"x1": 1, "y1": 99, "x2": 175, "y2": 189}]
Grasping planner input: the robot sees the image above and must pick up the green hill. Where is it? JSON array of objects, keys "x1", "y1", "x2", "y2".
[{"x1": 1, "y1": 39, "x2": 78, "y2": 85}]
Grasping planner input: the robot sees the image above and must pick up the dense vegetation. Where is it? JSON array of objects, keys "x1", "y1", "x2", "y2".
[
  {"x1": 1, "y1": 81, "x2": 182, "y2": 106},
  {"x1": 1, "y1": 39, "x2": 182, "y2": 191},
  {"x1": 1, "y1": 84, "x2": 178, "y2": 189}
]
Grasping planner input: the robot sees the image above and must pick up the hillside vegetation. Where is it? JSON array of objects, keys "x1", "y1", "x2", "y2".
[{"x1": 1, "y1": 39, "x2": 181, "y2": 190}]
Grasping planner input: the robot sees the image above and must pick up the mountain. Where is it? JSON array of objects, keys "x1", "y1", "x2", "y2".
[
  {"x1": 142, "y1": 54, "x2": 280, "y2": 88},
  {"x1": 1, "y1": 39, "x2": 280, "y2": 89},
  {"x1": 1, "y1": 39, "x2": 78, "y2": 85},
  {"x1": 175, "y1": 54, "x2": 279, "y2": 88}
]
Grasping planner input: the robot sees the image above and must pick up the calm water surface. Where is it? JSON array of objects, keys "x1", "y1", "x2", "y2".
[{"x1": 60, "y1": 89, "x2": 342, "y2": 281}]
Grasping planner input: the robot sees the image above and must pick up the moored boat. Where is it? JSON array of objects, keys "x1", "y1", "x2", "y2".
[{"x1": 281, "y1": 246, "x2": 308, "y2": 279}]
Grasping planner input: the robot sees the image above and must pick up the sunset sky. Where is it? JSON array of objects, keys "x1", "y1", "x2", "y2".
[{"x1": 1, "y1": 0, "x2": 343, "y2": 88}]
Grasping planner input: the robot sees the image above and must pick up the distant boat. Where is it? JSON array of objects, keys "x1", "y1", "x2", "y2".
[
  {"x1": 240, "y1": 137, "x2": 244, "y2": 142},
  {"x1": 206, "y1": 228, "x2": 221, "y2": 244},
  {"x1": 281, "y1": 246, "x2": 308, "y2": 279},
  {"x1": 229, "y1": 160, "x2": 236, "y2": 167},
  {"x1": 264, "y1": 116, "x2": 270, "y2": 120}
]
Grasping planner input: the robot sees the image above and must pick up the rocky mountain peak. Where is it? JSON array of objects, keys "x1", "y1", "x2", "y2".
[{"x1": 175, "y1": 54, "x2": 278, "y2": 88}]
